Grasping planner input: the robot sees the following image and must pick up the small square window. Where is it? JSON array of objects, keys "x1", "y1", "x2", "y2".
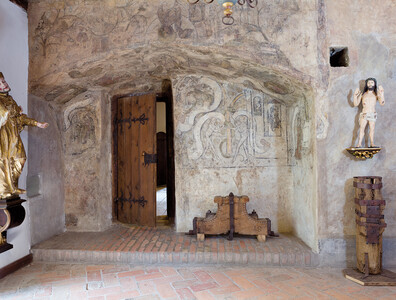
[{"x1": 330, "y1": 47, "x2": 349, "y2": 67}]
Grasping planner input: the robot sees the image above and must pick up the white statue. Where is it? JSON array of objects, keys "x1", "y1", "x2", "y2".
[{"x1": 353, "y1": 78, "x2": 385, "y2": 148}]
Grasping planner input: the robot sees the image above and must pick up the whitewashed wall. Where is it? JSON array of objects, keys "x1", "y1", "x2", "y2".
[{"x1": 0, "y1": 1, "x2": 30, "y2": 269}]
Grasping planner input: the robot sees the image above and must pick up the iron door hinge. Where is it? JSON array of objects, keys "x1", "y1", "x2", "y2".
[{"x1": 114, "y1": 191, "x2": 148, "y2": 208}]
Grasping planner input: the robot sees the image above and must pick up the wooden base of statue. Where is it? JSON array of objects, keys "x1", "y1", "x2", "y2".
[
  {"x1": 0, "y1": 196, "x2": 26, "y2": 254},
  {"x1": 344, "y1": 177, "x2": 394, "y2": 286},
  {"x1": 189, "y1": 192, "x2": 276, "y2": 242},
  {"x1": 354, "y1": 177, "x2": 385, "y2": 274},
  {"x1": 343, "y1": 269, "x2": 396, "y2": 286},
  {"x1": 346, "y1": 147, "x2": 381, "y2": 160}
]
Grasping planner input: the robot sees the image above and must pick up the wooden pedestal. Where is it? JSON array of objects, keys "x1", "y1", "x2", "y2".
[
  {"x1": 344, "y1": 177, "x2": 395, "y2": 286},
  {"x1": 0, "y1": 196, "x2": 26, "y2": 253},
  {"x1": 343, "y1": 269, "x2": 396, "y2": 286},
  {"x1": 354, "y1": 176, "x2": 385, "y2": 275},
  {"x1": 189, "y1": 192, "x2": 275, "y2": 242}
]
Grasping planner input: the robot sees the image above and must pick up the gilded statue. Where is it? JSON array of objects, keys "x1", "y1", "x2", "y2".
[
  {"x1": 0, "y1": 72, "x2": 48, "y2": 199},
  {"x1": 353, "y1": 78, "x2": 385, "y2": 148}
]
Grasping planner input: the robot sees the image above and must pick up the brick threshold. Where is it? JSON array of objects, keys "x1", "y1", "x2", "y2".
[{"x1": 32, "y1": 224, "x2": 319, "y2": 267}]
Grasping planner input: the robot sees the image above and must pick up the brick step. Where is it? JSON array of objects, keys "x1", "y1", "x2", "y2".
[{"x1": 32, "y1": 225, "x2": 318, "y2": 267}]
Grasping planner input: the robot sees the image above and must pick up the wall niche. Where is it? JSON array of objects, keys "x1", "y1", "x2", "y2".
[{"x1": 173, "y1": 75, "x2": 316, "y2": 247}]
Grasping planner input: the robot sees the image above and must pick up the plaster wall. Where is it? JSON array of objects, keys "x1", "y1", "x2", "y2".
[
  {"x1": 317, "y1": 0, "x2": 396, "y2": 240},
  {"x1": 0, "y1": 1, "x2": 30, "y2": 268},
  {"x1": 172, "y1": 75, "x2": 316, "y2": 237},
  {"x1": 28, "y1": 96, "x2": 65, "y2": 244},
  {"x1": 314, "y1": 0, "x2": 396, "y2": 263},
  {"x1": 27, "y1": 0, "x2": 321, "y2": 249}
]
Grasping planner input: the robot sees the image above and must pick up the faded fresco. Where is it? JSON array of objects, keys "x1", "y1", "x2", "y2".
[
  {"x1": 26, "y1": 0, "x2": 396, "y2": 258},
  {"x1": 30, "y1": 0, "x2": 303, "y2": 60},
  {"x1": 175, "y1": 76, "x2": 289, "y2": 168},
  {"x1": 28, "y1": 0, "x2": 317, "y2": 101},
  {"x1": 62, "y1": 91, "x2": 104, "y2": 230},
  {"x1": 27, "y1": 0, "x2": 318, "y2": 248},
  {"x1": 172, "y1": 75, "x2": 315, "y2": 235}
]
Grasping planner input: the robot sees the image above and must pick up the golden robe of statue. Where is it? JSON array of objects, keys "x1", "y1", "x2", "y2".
[{"x1": 0, "y1": 73, "x2": 48, "y2": 199}]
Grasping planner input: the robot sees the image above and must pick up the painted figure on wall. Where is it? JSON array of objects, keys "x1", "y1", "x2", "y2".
[
  {"x1": 353, "y1": 78, "x2": 385, "y2": 148},
  {"x1": 0, "y1": 72, "x2": 48, "y2": 199}
]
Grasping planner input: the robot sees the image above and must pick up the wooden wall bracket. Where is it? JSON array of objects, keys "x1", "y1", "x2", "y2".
[
  {"x1": 346, "y1": 147, "x2": 381, "y2": 160},
  {"x1": 189, "y1": 192, "x2": 277, "y2": 242}
]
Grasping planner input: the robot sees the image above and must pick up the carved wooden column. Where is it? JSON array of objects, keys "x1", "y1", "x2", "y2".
[
  {"x1": 354, "y1": 176, "x2": 385, "y2": 274},
  {"x1": 0, "y1": 196, "x2": 26, "y2": 253},
  {"x1": 343, "y1": 176, "x2": 396, "y2": 285}
]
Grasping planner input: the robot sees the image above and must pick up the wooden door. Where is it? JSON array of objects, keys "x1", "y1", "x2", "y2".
[{"x1": 115, "y1": 94, "x2": 156, "y2": 227}]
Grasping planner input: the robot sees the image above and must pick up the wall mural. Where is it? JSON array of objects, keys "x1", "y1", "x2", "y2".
[
  {"x1": 63, "y1": 98, "x2": 98, "y2": 156},
  {"x1": 30, "y1": 0, "x2": 301, "y2": 60},
  {"x1": 175, "y1": 76, "x2": 290, "y2": 168}
]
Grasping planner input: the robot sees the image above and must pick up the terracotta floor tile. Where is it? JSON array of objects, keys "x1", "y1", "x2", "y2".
[
  {"x1": 101, "y1": 265, "x2": 130, "y2": 275},
  {"x1": 231, "y1": 288, "x2": 267, "y2": 299},
  {"x1": 175, "y1": 287, "x2": 196, "y2": 300},
  {"x1": 229, "y1": 276, "x2": 256, "y2": 290},
  {"x1": 380, "y1": 293, "x2": 396, "y2": 300},
  {"x1": 251, "y1": 278, "x2": 280, "y2": 294},
  {"x1": 106, "y1": 290, "x2": 140, "y2": 300},
  {"x1": 34, "y1": 285, "x2": 52, "y2": 298},
  {"x1": 69, "y1": 290, "x2": 88, "y2": 299},
  {"x1": 151, "y1": 275, "x2": 184, "y2": 286},
  {"x1": 88, "y1": 296, "x2": 105, "y2": 300},
  {"x1": 159, "y1": 267, "x2": 178, "y2": 277},
  {"x1": 117, "y1": 270, "x2": 145, "y2": 278},
  {"x1": 208, "y1": 271, "x2": 234, "y2": 286},
  {"x1": 103, "y1": 273, "x2": 120, "y2": 287},
  {"x1": 266, "y1": 273, "x2": 294, "y2": 283},
  {"x1": 190, "y1": 281, "x2": 219, "y2": 292},
  {"x1": 257, "y1": 291, "x2": 299, "y2": 300},
  {"x1": 210, "y1": 283, "x2": 241, "y2": 295},
  {"x1": 137, "y1": 280, "x2": 156, "y2": 295},
  {"x1": 119, "y1": 276, "x2": 138, "y2": 291},
  {"x1": 193, "y1": 270, "x2": 213, "y2": 283},
  {"x1": 87, "y1": 286, "x2": 122, "y2": 297},
  {"x1": 358, "y1": 287, "x2": 395, "y2": 298},
  {"x1": 177, "y1": 268, "x2": 197, "y2": 280},
  {"x1": 156, "y1": 283, "x2": 177, "y2": 298},
  {"x1": 135, "y1": 272, "x2": 164, "y2": 281},
  {"x1": 323, "y1": 289, "x2": 358, "y2": 300},
  {"x1": 171, "y1": 279, "x2": 197, "y2": 289},
  {"x1": 2, "y1": 262, "x2": 396, "y2": 300}
]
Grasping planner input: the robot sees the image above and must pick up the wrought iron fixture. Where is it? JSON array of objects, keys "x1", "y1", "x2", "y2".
[
  {"x1": 115, "y1": 190, "x2": 148, "y2": 208},
  {"x1": 187, "y1": 0, "x2": 257, "y2": 25}
]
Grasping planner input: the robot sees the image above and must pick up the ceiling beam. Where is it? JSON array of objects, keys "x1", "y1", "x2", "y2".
[{"x1": 9, "y1": 0, "x2": 28, "y2": 11}]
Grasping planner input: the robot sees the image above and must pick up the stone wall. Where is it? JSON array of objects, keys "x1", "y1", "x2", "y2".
[
  {"x1": 316, "y1": 0, "x2": 396, "y2": 256},
  {"x1": 28, "y1": 96, "x2": 65, "y2": 244},
  {"x1": 172, "y1": 75, "x2": 315, "y2": 237},
  {"x1": 27, "y1": 0, "x2": 396, "y2": 253},
  {"x1": 27, "y1": 0, "x2": 319, "y2": 249}
]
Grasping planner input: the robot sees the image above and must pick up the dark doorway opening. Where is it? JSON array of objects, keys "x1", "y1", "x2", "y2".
[{"x1": 156, "y1": 80, "x2": 175, "y2": 226}]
